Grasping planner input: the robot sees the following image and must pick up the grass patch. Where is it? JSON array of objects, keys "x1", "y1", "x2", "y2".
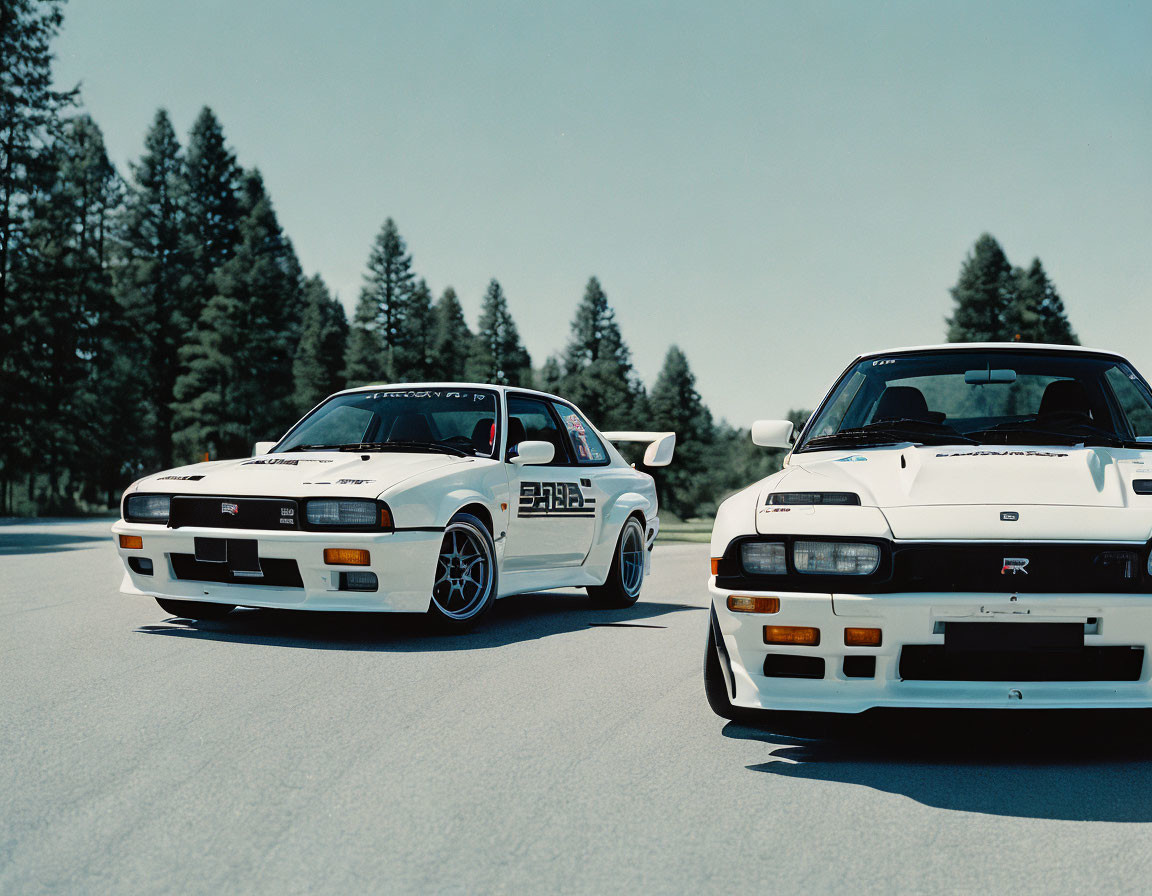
[{"x1": 658, "y1": 519, "x2": 713, "y2": 544}]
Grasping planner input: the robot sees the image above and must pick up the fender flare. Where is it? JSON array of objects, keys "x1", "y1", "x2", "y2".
[{"x1": 586, "y1": 491, "x2": 651, "y2": 571}]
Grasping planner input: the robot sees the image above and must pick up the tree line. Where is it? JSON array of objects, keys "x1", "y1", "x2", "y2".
[
  {"x1": 1, "y1": 3, "x2": 1080, "y2": 518},
  {"x1": 1, "y1": 0, "x2": 792, "y2": 517}
]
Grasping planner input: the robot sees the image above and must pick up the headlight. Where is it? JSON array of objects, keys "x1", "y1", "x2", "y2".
[
  {"x1": 305, "y1": 499, "x2": 384, "y2": 527},
  {"x1": 124, "y1": 494, "x2": 171, "y2": 523},
  {"x1": 793, "y1": 541, "x2": 880, "y2": 575},
  {"x1": 740, "y1": 542, "x2": 787, "y2": 575}
]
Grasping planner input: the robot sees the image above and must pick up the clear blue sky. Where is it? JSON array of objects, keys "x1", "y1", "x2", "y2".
[{"x1": 54, "y1": 0, "x2": 1152, "y2": 425}]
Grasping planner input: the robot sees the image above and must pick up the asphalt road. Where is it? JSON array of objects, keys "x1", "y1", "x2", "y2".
[{"x1": 5, "y1": 519, "x2": 1152, "y2": 894}]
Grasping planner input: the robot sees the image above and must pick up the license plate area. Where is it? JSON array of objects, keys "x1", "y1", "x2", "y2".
[
  {"x1": 945, "y1": 622, "x2": 1084, "y2": 652},
  {"x1": 194, "y1": 537, "x2": 262, "y2": 577}
]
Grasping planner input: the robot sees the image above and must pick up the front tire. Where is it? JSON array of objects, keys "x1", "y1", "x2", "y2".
[
  {"x1": 427, "y1": 513, "x2": 498, "y2": 632},
  {"x1": 155, "y1": 598, "x2": 235, "y2": 620},
  {"x1": 588, "y1": 516, "x2": 646, "y2": 608}
]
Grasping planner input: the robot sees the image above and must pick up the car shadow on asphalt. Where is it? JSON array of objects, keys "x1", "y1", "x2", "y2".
[
  {"x1": 134, "y1": 592, "x2": 704, "y2": 651},
  {"x1": 724, "y1": 711, "x2": 1152, "y2": 822}
]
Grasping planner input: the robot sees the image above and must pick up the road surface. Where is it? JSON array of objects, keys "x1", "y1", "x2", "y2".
[{"x1": 4, "y1": 518, "x2": 1152, "y2": 894}]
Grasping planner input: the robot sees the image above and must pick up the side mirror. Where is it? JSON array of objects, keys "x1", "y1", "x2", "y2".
[
  {"x1": 508, "y1": 440, "x2": 555, "y2": 466},
  {"x1": 253, "y1": 441, "x2": 277, "y2": 456},
  {"x1": 751, "y1": 420, "x2": 794, "y2": 449}
]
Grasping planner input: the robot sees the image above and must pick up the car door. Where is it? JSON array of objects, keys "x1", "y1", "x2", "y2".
[{"x1": 502, "y1": 395, "x2": 598, "y2": 571}]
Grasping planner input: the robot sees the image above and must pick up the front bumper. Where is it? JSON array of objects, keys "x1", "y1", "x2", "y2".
[
  {"x1": 112, "y1": 521, "x2": 443, "y2": 612},
  {"x1": 710, "y1": 578, "x2": 1152, "y2": 713}
]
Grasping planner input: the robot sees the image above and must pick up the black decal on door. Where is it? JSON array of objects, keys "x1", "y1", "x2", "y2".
[{"x1": 518, "y1": 482, "x2": 596, "y2": 518}]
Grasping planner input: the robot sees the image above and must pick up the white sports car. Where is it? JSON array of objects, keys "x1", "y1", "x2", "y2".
[
  {"x1": 706, "y1": 343, "x2": 1152, "y2": 722},
  {"x1": 112, "y1": 384, "x2": 673, "y2": 630}
]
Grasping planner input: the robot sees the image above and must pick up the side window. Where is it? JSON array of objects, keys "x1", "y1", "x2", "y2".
[
  {"x1": 507, "y1": 397, "x2": 570, "y2": 465},
  {"x1": 552, "y1": 403, "x2": 608, "y2": 464},
  {"x1": 1105, "y1": 367, "x2": 1152, "y2": 439}
]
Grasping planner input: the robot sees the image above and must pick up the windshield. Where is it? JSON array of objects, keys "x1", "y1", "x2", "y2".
[
  {"x1": 276, "y1": 388, "x2": 500, "y2": 457},
  {"x1": 796, "y1": 350, "x2": 1152, "y2": 452}
]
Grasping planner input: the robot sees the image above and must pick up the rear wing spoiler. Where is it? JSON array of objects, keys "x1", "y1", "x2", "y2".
[{"x1": 602, "y1": 431, "x2": 676, "y2": 467}]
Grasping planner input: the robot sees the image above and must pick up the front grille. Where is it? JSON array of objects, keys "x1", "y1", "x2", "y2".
[
  {"x1": 170, "y1": 554, "x2": 304, "y2": 587},
  {"x1": 169, "y1": 496, "x2": 299, "y2": 531},
  {"x1": 717, "y1": 538, "x2": 1152, "y2": 594},
  {"x1": 893, "y1": 543, "x2": 1146, "y2": 594},
  {"x1": 899, "y1": 645, "x2": 1144, "y2": 681}
]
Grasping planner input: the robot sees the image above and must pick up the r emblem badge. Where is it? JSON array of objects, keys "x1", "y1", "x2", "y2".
[
  {"x1": 1001, "y1": 557, "x2": 1029, "y2": 575},
  {"x1": 221, "y1": 502, "x2": 239, "y2": 516},
  {"x1": 1000, "y1": 511, "x2": 1019, "y2": 521}
]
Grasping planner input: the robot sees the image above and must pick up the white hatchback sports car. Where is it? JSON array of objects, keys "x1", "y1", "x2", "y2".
[
  {"x1": 113, "y1": 384, "x2": 673, "y2": 630},
  {"x1": 707, "y1": 343, "x2": 1152, "y2": 722}
]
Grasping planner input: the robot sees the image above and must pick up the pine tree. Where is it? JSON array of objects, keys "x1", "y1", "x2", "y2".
[
  {"x1": 116, "y1": 108, "x2": 186, "y2": 469},
  {"x1": 344, "y1": 217, "x2": 416, "y2": 385},
  {"x1": 173, "y1": 170, "x2": 304, "y2": 460},
  {"x1": 946, "y1": 234, "x2": 1015, "y2": 343},
  {"x1": 0, "y1": 0, "x2": 75, "y2": 511},
  {"x1": 397, "y1": 277, "x2": 433, "y2": 380},
  {"x1": 538, "y1": 356, "x2": 563, "y2": 395},
  {"x1": 19, "y1": 114, "x2": 121, "y2": 508},
  {"x1": 647, "y1": 346, "x2": 715, "y2": 518},
  {"x1": 181, "y1": 107, "x2": 242, "y2": 323},
  {"x1": 466, "y1": 279, "x2": 532, "y2": 386},
  {"x1": 560, "y1": 277, "x2": 644, "y2": 427},
  {"x1": 1018, "y1": 259, "x2": 1077, "y2": 345},
  {"x1": 427, "y1": 287, "x2": 472, "y2": 381},
  {"x1": 293, "y1": 275, "x2": 348, "y2": 411}
]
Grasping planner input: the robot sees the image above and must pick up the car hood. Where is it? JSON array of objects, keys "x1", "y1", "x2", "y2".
[
  {"x1": 756, "y1": 446, "x2": 1152, "y2": 541},
  {"x1": 131, "y1": 451, "x2": 475, "y2": 499}
]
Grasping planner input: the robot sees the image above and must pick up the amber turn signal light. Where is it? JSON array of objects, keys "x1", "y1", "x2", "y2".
[
  {"x1": 711, "y1": 558, "x2": 720, "y2": 575},
  {"x1": 727, "y1": 595, "x2": 780, "y2": 614},
  {"x1": 380, "y1": 507, "x2": 393, "y2": 528},
  {"x1": 764, "y1": 625, "x2": 820, "y2": 646},
  {"x1": 324, "y1": 548, "x2": 370, "y2": 566},
  {"x1": 844, "y1": 627, "x2": 882, "y2": 647},
  {"x1": 118, "y1": 535, "x2": 143, "y2": 550}
]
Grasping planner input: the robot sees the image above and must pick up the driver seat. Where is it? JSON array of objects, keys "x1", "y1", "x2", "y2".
[
  {"x1": 872, "y1": 386, "x2": 945, "y2": 424},
  {"x1": 1038, "y1": 380, "x2": 1092, "y2": 420},
  {"x1": 387, "y1": 413, "x2": 435, "y2": 442}
]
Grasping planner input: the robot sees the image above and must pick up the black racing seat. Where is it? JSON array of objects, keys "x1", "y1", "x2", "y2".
[
  {"x1": 470, "y1": 417, "x2": 495, "y2": 453},
  {"x1": 1038, "y1": 379, "x2": 1092, "y2": 420},
  {"x1": 387, "y1": 413, "x2": 435, "y2": 443},
  {"x1": 872, "y1": 386, "x2": 945, "y2": 424}
]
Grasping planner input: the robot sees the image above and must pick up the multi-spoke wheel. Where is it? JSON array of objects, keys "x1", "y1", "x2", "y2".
[
  {"x1": 427, "y1": 513, "x2": 497, "y2": 631},
  {"x1": 588, "y1": 516, "x2": 646, "y2": 608}
]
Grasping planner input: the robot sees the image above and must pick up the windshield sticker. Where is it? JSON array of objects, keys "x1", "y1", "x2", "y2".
[
  {"x1": 242, "y1": 458, "x2": 334, "y2": 466},
  {"x1": 372, "y1": 390, "x2": 490, "y2": 402},
  {"x1": 935, "y1": 450, "x2": 1069, "y2": 458},
  {"x1": 518, "y1": 482, "x2": 596, "y2": 518}
]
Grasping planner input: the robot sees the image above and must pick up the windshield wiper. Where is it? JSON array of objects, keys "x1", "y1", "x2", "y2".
[
  {"x1": 282, "y1": 444, "x2": 338, "y2": 452},
  {"x1": 336, "y1": 441, "x2": 471, "y2": 457},
  {"x1": 805, "y1": 419, "x2": 978, "y2": 451},
  {"x1": 965, "y1": 424, "x2": 1136, "y2": 448}
]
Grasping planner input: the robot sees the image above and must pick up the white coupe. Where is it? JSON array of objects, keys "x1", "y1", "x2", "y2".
[
  {"x1": 113, "y1": 384, "x2": 673, "y2": 630},
  {"x1": 706, "y1": 343, "x2": 1152, "y2": 722}
]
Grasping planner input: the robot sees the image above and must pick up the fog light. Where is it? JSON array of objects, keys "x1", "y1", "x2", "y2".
[
  {"x1": 764, "y1": 625, "x2": 820, "y2": 646},
  {"x1": 727, "y1": 595, "x2": 780, "y2": 614},
  {"x1": 128, "y1": 556, "x2": 153, "y2": 575},
  {"x1": 844, "y1": 627, "x2": 882, "y2": 646},
  {"x1": 119, "y1": 535, "x2": 143, "y2": 550},
  {"x1": 324, "y1": 548, "x2": 370, "y2": 565},
  {"x1": 340, "y1": 571, "x2": 378, "y2": 592}
]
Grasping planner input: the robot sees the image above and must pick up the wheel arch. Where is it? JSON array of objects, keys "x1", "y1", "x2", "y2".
[{"x1": 454, "y1": 501, "x2": 493, "y2": 534}]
